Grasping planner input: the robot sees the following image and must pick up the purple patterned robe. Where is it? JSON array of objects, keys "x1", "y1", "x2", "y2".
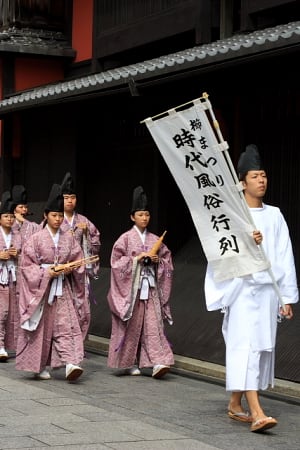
[
  {"x1": 60, "y1": 212, "x2": 100, "y2": 279},
  {"x1": 16, "y1": 227, "x2": 89, "y2": 373},
  {"x1": 0, "y1": 227, "x2": 22, "y2": 351},
  {"x1": 12, "y1": 219, "x2": 41, "y2": 245},
  {"x1": 107, "y1": 226, "x2": 174, "y2": 369}
]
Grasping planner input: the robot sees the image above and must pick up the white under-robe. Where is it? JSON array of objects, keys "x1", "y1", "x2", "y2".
[{"x1": 204, "y1": 203, "x2": 299, "y2": 391}]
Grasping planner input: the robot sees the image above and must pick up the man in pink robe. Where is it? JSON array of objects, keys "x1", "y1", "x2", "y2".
[
  {"x1": 0, "y1": 192, "x2": 22, "y2": 360},
  {"x1": 11, "y1": 185, "x2": 41, "y2": 245},
  {"x1": 16, "y1": 184, "x2": 89, "y2": 381},
  {"x1": 107, "y1": 186, "x2": 174, "y2": 379},
  {"x1": 60, "y1": 172, "x2": 100, "y2": 281}
]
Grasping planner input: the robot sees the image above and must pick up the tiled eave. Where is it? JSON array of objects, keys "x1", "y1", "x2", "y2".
[
  {"x1": 0, "y1": 27, "x2": 75, "y2": 57},
  {"x1": 0, "y1": 41, "x2": 75, "y2": 57},
  {"x1": 0, "y1": 21, "x2": 299, "y2": 115}
]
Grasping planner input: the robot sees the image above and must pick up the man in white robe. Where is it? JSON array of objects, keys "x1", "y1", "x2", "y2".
[{"x1": 204, "y1": 144, "x2": 298, "y2": 432}]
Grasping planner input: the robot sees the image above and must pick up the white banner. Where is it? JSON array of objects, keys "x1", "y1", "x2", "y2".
[{"x1": 144, "y1": 98, "x2": 270, "y2": 282}]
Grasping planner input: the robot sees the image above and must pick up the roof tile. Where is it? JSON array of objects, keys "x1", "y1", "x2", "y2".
[{"x1": 0, "y1": 21, "x2": 299, "y2": 112}]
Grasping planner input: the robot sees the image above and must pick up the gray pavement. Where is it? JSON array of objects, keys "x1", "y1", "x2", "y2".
[{"x1": 0, "y1": 339, "x2": 300, "y2": 450}]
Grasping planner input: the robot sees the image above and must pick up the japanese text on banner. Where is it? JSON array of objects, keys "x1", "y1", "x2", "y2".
[{"x1": 144, "y1": 100, "x2": 270, "y2": 282}]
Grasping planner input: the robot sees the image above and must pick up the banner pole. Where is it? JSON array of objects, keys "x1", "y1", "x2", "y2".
[
  {"x1": 203, "y1": 93, "x2": 286, "y2": 312},
  {"x1": 140, "y1": 93, "x2": 208, "y2": 124}
]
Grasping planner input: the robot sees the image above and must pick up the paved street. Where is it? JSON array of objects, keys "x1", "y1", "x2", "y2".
[{"x1": 0, "y1": 350, "x2": 300, "y2": 449}]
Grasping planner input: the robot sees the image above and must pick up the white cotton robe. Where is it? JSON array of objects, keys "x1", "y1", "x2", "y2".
[{"x1": 204, "y1": 204, "x2": 299, "y2": 391}]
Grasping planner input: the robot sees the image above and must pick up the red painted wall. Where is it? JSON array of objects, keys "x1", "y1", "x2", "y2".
[
  {"x1": 11, "y1": 58, "x2": 64, "y2": 159},
  {"x1": 15, "y1": 58, "x2": 64, "y2": 91},
  {"x1": 72, "y1": 0, "x2": 93, "y2": 62}
]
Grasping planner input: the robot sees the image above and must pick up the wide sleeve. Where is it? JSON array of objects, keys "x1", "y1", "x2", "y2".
[
  {"x1": 204, "y1": 262, "x2": 244, "y2": 311},
  {"x1": 156, "y1": 242, "x2": 174, "y2": 322},
  {"x1": 262, "y1": 211, "x2": 298, "y2": 304},
  {"x1": 17, "y1": 235, "x2": 52, "y2": 325},
  {"x1": 63, "y1": 234, "x2": 90, "y2": 337},
  {"x1": 275, "y1": 213, "x2": 298, "y2": 304},
  {"x1": 107, "y1": 232, "x2": 139, "y2": 321},
  {"x1": 78, "y1": 215, "x2": 101, "y2": 279}
]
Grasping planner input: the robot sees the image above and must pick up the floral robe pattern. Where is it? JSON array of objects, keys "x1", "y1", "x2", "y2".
[
  {"x1": 12, "y1": 219, "x2": 41, "y2": 246},
  {"x1": 60, "y1": 212, "x2": 100, "y2": 279}
]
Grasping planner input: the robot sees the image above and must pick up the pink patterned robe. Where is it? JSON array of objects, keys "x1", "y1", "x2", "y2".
[
  {"x1": 12, "y1": 219, "x2": 41, "y2": 245},
  {"x1": 0, "y1": 227, "x2": 22, "y2": 351},
  {"x1": 107, "y1": 226, "x2": 174, "y2": 369},
  {"x1": 60, "y1": 212, "x2": 100, "y2": 279},
  {"x1": 16, "y1": 226, "x2": 89, "y2": 374}
]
